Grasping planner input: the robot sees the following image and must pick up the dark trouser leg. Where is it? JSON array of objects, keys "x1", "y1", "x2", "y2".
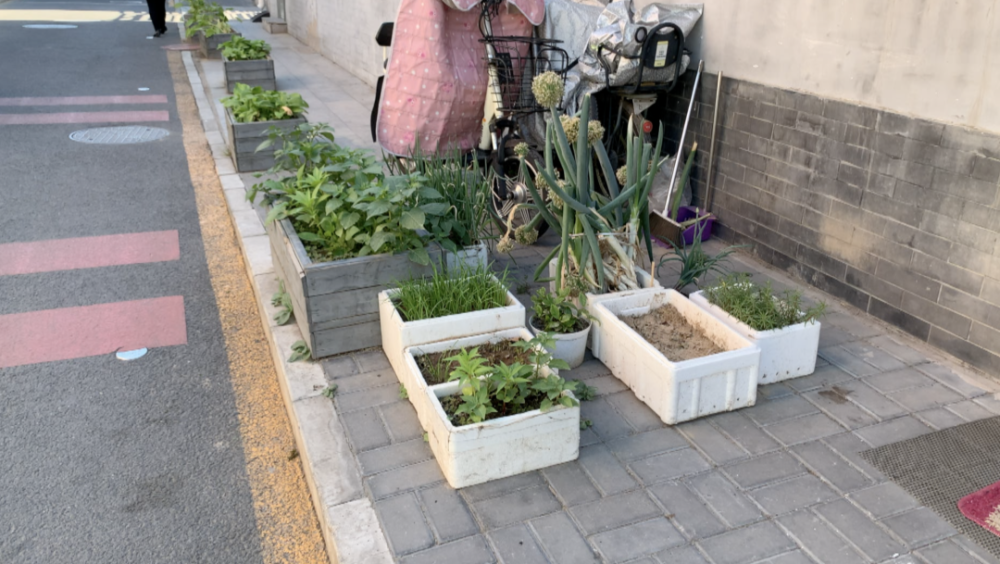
[{"x1": 146, "y1": 0, "x2": 166, "y2": 31}]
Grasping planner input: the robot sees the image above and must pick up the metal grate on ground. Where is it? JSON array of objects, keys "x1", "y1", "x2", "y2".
[{"x1": 862, "y1": 416, "x2": 1000, "y2": 559}]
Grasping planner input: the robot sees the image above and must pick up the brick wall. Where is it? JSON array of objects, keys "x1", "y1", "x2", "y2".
[{"x1": 659, "y1": 73, "x2": 1000, "y2": 374}]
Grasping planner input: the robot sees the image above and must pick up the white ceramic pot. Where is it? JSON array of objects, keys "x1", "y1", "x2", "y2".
[
  {"x1": 689, "y1": 290, "x2": 820, "y2": 384},
  {"x1": 590, "y1": 289, "x2": 761, "y2": 425},
  {"x1": 528, "y1": 316, "x2": 591, "y2": 368}
]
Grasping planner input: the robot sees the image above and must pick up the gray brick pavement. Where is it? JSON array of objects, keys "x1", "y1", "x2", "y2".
[{"x1": 319, "y1": 245, "x2": 998, "y2": 564}]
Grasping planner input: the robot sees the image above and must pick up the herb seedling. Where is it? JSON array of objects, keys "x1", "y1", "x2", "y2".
[
  {"x1": 393, "y1": 263, "x2": 510, "y2": 322},
  {"x1": 321, "y1": 385, "x2": 338, "y2": 399},
  {"x1": 398, "y1": 384, "x2": 408, "y2": 400},
  {"x1": 657, "y1": 222, "x2": 745, "y2": 291},
  {"x1": 530, "y1": 287, "x2": 595, "y2": 334},
  {"x1": 288, "y1": 340, "x2": 310, "y2": 362},
  {"x1": 271, "y1": 280, "x2": 293, "y2": 325},
  {"x1": 704, "y1": 273, "x2": 826, "y2": 331}
]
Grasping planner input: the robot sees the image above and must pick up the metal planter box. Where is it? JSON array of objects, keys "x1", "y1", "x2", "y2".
[
  {"x1": 223, "y1": 56, "x2": 276, "y2": 93},
  {"x1": 224, "y1": 107, "x2": 306, "y2": 173},
  {"x1": 199, "y1": 31, "x2": 239, "y2": 60},
  {"x1": 265, "y1": 216, "x2": 488, "y2": 359}
]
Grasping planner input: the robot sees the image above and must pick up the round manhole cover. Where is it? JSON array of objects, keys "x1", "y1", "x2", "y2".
[
  {"x1": 69, "y1": 126, "x2": 170, "y2": 144},
  {"x1": 23, "y1": 24, "x2": 78, "y2": 29}
]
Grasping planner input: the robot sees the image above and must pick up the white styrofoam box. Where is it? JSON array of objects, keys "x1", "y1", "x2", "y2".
[
  {"x1": 690, "y1": 290, "x2": 821, "y2": 384},
  {"x1": 380, "y1": 279, "x2": 525, "y2": 408},
  {"x1": 398, "y1": 328, "x2": 534, "y2": 428},
  {"x1": 591, "y1": 289, "x2": 761, "y2": 425},
  {"x1": 424, "y1": 377, "x2": 579, "y2": 488},
  {"x1": 546, "y1": 258, "x2": 663, "y2": 351}
]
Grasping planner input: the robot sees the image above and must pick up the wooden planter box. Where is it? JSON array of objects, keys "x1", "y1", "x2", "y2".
[
  {"x1": 224, "y1": 107, "x2": 306, "y2": 173},
  {"x1": 223, "y1": 56, "x2": 276, "y2": 93},
  {"x1": 266, "y1": 217, "x2": 488, "y2": 359},
  {"x1": 199, "y1": 31, "x2": 239, "y2": 60}
]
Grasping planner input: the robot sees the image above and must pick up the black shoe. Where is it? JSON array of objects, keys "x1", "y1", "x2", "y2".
[{"x1": 153, "y1": 28, "x2": 167, "y2": 37}]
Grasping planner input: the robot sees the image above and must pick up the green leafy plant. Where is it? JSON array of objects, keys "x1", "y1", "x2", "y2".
[
  {"x1": 580, "y1": 418, "x2": 593, "y2": 430},
  {"x1": 289, "y1": 340, "x2": 310, "y2": 362},
  {"x1": 392, "y1": 262, "x2": 510, "y2": 322},
  {"x1": 221, "y1": 35, "x2": 270, "y2": 61},
  {"x1": 271, "y1": 280, "x2": 293, "y2": 325},
  {"x1": 657, "y1": 223, "x2": 745, "y2": 292},
  {"x1": 441, "y1": 333, "x2": 576, "y2": 426},
  {"x1": 398, "y1": 384, "x2": 408, "y2": 399},
  {"x1": 388, "y1": 150, "x2": 494, "y2": 253},
  {"x1": 530, "y1": 287, "x2": 595, "y2": 334},
  {"x1": 222, "y1": 83, "x2": 308, "y2": 123},
  {"x1": 704, "y1": 274, "x2": 826, "y2": 331},
  {"x1": 265, "y1": 166, "x2": 451, "y2": 265},
  {"x1": 574, "y1": 383, "x2": 597, "y2": 402},
  {"x1": 321, "y1": 384, "x2": 338, "y2": 399},
  {"x1": 509, "y1": 72, "x2": 664, "y2": 295},
  {"x1": 184, "y1": 1, "x2": 233, "y2": 38}
]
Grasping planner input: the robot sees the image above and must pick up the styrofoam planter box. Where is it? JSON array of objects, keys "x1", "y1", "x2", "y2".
[
  {"x1": 379, "y1": 275, "x2": 525, "y2": 386},
  {"x1": 410, "y1": 329, "x2": 580, "y2": 487},
  {"x1": 591, "y1": 289, "x2": 761, "y2": 424},
  {"x1": 400, "y1": 328, "x2": 534, "y2": 429},
  {"x1": 689, "y1": 290, "x2": 820, "y2": 384}
]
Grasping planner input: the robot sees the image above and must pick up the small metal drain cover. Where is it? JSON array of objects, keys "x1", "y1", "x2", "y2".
[
  {"x1": 23, "y1": 24, "x2": 78, "y2": 29},
  {"x1": 70, "y1": 126, "x2": 170, "y2": 144}
]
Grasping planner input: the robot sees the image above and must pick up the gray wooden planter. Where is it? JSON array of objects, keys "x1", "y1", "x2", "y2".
[
  {"x1": 265, "y1": 217, "x2": 487, "y2": 359},
  {"x1": 225, "y1": 107, "x2": 306, "y2": 172},
  {"x1": 223, "y1": 56, "x2": 276, "y2": 93},
  {"x1": 199, "y1": 31, "x2": 240, "y2": 60}
]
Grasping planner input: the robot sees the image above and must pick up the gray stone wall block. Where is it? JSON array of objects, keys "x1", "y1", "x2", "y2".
[
  {"x1": 930, "y1": 168, "x2": 998, "y2": 205},
  {"x1": 823, "y1": 99, "x2": 878, "y2": 128}
]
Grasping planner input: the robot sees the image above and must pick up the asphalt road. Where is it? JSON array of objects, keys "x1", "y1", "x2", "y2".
[{"x1": 0, "y1": 1, "x2": 315, "y2": 562}]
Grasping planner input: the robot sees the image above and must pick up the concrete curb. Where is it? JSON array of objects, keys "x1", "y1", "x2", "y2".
[{"x1": 180, "y1": 50, "x2": 394, "y2": 564}]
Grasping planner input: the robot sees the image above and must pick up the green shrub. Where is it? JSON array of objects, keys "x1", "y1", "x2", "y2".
[
  {"x1": 221, "y1": 83, "x2": 307, "y2": 123},
  {"x1": 221, "y1": 36, "x2": 270, "y2": 61},
  {"x1": 703, "y1": 273, "x2": 826, "y2": 331}
]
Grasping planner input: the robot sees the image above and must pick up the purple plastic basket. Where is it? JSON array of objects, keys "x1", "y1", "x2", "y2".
[{"x1": 652, "y1": 206, "x2": 715, "y2": 248}]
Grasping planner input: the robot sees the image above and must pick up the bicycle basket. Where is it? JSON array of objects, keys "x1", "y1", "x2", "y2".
[{"x1": 481, "y1": 36, "x2": 569, "y2": 113}]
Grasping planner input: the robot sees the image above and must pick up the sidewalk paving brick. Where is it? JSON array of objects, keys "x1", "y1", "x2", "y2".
[
  {"x1": 749, "y1": 474, "x2": 839, "y2": 515},
  {"x1": 687, "y1": 471, "x2": 763, "y2": 527},
  {"x1": 399, "y1": 535, "x2": 495, "y2": 564},
  {"x1": 631, "y1": 448, "x2": 713, "y2": 485},
  {"x1": 723, "y1": 452, "x2": 806, "y2": 488},
  {"x1": 471, "y1": 485, "x2": 562, "y2": 529},
  {"x1": 766, "y1": 412, "x2": 845, "y2": 445},
  {"x1": 487, "y1": 525, "x2": 549, "y2": 564},
  {"x1": 746, "y1": 395, "x2": 820, "y2": 426},
  {"x1": 608, "y1": 427, "x2": 688, "y2": 462},
  {"x1": 591, "y1": 517, "x2": 685, "y2": 563},
  {"x1": 653, "y1": 544, "x2": 710, "y2": 563},
  {"x1": 570, "y1": 490, "x2": 661, "y2": 535},
  {"x1": 679, "y1": 420, "x2": 750, "y2": 464},
  {"x1": 880, "y1": 507, "x2": 957, "y2": 548},
  {"x1": 648, "y1": 481, "x2": 728, "y2": 540},
  {"x1": 814, "y1": 499, "x2": 905, "y2": 561},
  {"x1": 376, "y1": 493, "x2": 435, "y2": 555},
  {"x1": 529, "y1": 512, "x2": 601, "y2": 564},
  {"x1": 578, "y1": 444, "x2": 639, "y2": 495},
  {"x1": 792, "y1": 440, "x2": 875, "y2": 492},
  {"x1": 778, "y1": 510, "x2": 868, "y2": 564},
  {"x1": 541, "y1": 461, "x2": 602, "y2": 507},
  {"x1": 699, "y1": 521, "x2": 797, "y2": 564},
  {"x1": 848, "y1": 483, "x2": 919, "y2": 518},
  {"x1": 418, "y1": 484, "x2": 479, "y2": 543}
]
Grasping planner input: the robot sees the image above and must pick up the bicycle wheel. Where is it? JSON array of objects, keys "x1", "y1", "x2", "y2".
[{"x1": 488, "y1": 142, "x2": 549, "y2": 241}]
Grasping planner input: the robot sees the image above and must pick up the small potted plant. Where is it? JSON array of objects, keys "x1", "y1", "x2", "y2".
[
  {"x1": 656, "y1": 224, "x2": 744, "y2": 296},
  {"x1": 406, "y1": 330, "x2": 579, "y2": 487},
  {"x1": 691, "y1": 274, "x2": 825, "y2": 384},
  {"x1": 590, "y1": 288, "x2": 760, "y2": 424},
  {"x1": 528, "y1": 287, "x2": 595, "y2": 368},
  {"x1": 220, "y1": 36, "x2": 275, "y2": 93},
  {"x1": 221, "y1": 83, "x2": 308, "y2": 172},
  {"x1": 380, "y1": 263, "x2": 525, "y2": 413}
]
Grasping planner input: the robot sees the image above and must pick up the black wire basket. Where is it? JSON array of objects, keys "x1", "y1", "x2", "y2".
[{"x1": 480, "y1": 36, "x2": 569, "y2": 114}]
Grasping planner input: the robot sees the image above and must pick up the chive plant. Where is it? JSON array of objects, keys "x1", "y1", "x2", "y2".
[
  {"x1": 703, "y1": 274, "x2": 826, "y2": 331},
  {"x1": 393, "y1": 263, "x2": 510, "y2": 322}
]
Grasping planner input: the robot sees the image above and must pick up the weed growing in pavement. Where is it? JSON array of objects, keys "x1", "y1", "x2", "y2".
[
  {"x1": 271, "y1": 280, "x2": 293, "y2": 325},
  {"x1": 289, "y1": 340, "x2": 310, "y2": 362},
  {"x1": 704, "y1": 273, "x2": 826, "y2": 331},
  {"x1": 287, "y1": 449, "x2": 299, "y2": 460},
  {"x1": 580, "y1": 419, "x2": 593, "y2": 430},
  {"x1": 321, "y1": 385, "x2": 338, "y2": 399},
  {"x1": 398, "y1": 384, "x2": 408, "y2": 400},
  {"x1": 392, "y1": 263, "x2": 510, "y2": 322},
  {"x1": 574, "y1": 383, "x2": 597, "y2": 402}
]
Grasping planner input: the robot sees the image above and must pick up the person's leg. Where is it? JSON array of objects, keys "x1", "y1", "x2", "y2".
[{"x1": 146, "y1": 0, "x2": 166, "y2": 33}]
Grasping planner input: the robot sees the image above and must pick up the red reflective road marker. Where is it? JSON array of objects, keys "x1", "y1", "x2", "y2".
[
  {"x1": 0, "y1": 297, "x2": 187, "y2": 368},
  {"x1": 0, "y1": 95, "x2": 168, "y2": 106},
  {"x1": 0, "y1": 111, "x2": 169, "y2": 125},
  {"x1": 0, "y1": 230, "x2": 180, "y2": 276}
]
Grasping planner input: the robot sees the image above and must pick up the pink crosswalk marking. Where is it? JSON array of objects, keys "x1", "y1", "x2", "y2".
[
  {"x1": 0, "y1": 95, "x2": 168, "y2": 106},
  {"x1": 0, "y1": 231, "x2": 180, "y2": 276},
  {"x1": 0, "y1": 111, "x2": 169, "y2": 125},
  {"x1": 0, "y1": 297, "x2": 188, "y2": 368}
]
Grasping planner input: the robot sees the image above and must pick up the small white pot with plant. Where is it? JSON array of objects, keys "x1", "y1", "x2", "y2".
[
  {"x1": 690, "y1": 274, "x2": 824, "y2": 384},
  {"x1": 380, "y1": 264, "x2": 525, "y2": 408},
  {"x1": 591, "y1": 288, "x2": 760, "y2": 424},
  {"x1": 528, "y1": 287, "x2": 595, "y2": 368},
  {"x1": 407, "y1": 330, "x2": 580, "y2": 488}
]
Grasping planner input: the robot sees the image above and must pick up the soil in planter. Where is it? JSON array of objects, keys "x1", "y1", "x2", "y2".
[
  {"x1": 416, "y1": 339, "x2": 529, "y2": 385},
  {"x1": 621, "y1": 304, "x2": 725, "y2": 361},
  {"x1": 440, "y1": 390, "x2": 547, "y2": 427}
]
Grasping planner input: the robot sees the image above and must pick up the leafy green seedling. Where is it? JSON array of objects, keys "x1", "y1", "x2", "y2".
[
  {"x1": 271, "y1": 280, "x2": 293, "y2": 325},
  {"x1": 288, "y1": 340, "x2": 310, "y2": 362},
  {"x1": 580, "y1": 419, "x2": 593, "y2": 430},
  {"x1": 398, "y1": 384, "x2": 408, "y2": 400},
  {"x1": 321, "y1": 385, "x2": 338, "y2": 399}
]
